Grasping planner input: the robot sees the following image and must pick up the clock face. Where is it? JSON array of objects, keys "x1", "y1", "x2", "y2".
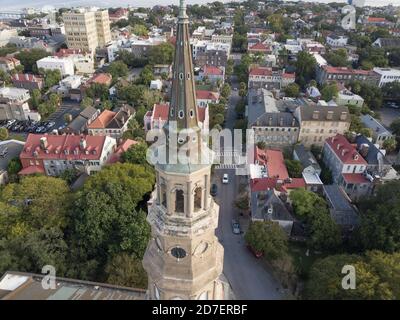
[{"x1": 171, "y1": 247, "x2": 187, "y2": 259}]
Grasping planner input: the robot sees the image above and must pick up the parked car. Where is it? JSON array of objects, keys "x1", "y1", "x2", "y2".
[
  {"x1": 247, "y1": 245, "x2": 263, "y2": 259},
  {"x1": 231, "y1": 219, "x2": 241, "y2": 235},
  {"x1": 222, "y1": 173, "x2": 229, "y2": 184},
  {"x1": 385, "y1": 102, "x2": 400, "y2": 109},
  {"x1": 210, "y1": 184, "x2": 218, "y2": 197}
]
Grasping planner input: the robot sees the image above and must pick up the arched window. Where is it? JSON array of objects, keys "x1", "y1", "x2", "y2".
[
  {"x1": 161, "y1": 183, "x2": 167, "y2": 208},
  {"x1": 175, "y1": 189, "x2": 184, "y2": 213},
  {"x1": 194, "y1": 187, "x2": 202, "y2": 211}
]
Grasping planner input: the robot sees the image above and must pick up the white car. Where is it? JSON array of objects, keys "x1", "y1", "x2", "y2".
[{"x1": 222, "y1": 173, "x2": 229, "y2": 184}]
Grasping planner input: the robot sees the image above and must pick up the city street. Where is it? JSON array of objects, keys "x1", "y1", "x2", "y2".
[{"x1": 213, "y1": 78, "x2": 284, "y2": 300}]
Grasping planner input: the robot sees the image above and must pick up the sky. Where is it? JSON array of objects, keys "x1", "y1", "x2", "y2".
[{"x1": 2, "y1": 0, "x2": 400, "y2": 11}]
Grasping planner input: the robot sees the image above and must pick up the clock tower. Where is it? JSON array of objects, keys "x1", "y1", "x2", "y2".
[{"x1": 142, "y1": 0, "x2": 229, "y2": 300}]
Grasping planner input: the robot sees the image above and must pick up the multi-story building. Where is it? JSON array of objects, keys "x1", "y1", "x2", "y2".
[
  {"x1": 55, "y1": 48, "x2": 95, "y2": 75},
  {"x1": 0, "y1": 27, "x2": 18, "y2": 47},
  {"x1": 36, "y1": 56, "x2": 75, "y2": 76},
  {"x1": 19, "y1": 134, "x2": 116, "y2": 176},
  {"x1": 210, "y1": 34, "x2": 233, "y2": 46},
  {"x1": 316, "y1": 65, "x2": 379, "y2": 86},
  {"x1": 192, "y1": 40, "x2": 230, "y2": 68},
  {"x1": 196, "y1": 90, "x2": 220, "y2": 108},
  {"x1": 249, "y1": 112, "x2": 300, "y2": 148},
  {"x1": 323, "y1": 134, "x2": 373, "y2": 201},
  {"x1": 63, "y1": 8, "x2": 111, "y2": 53},
  {"x1": 12, "y1": 73, "x2": 44, "y2": 91},
  {"x1": 294, "y1": 105, "x2": 351, "y2": 147},
  {"x1": 195, "y1": 65, "x2": 225, "y2": 85},
  {"x1": 248, "y1": 67, "x2": 295, "y2": 90},
  {"x1": 335, "y1": 89, "x2": 364, "y2": 107},
  {"x1": 87, "y1": 105, "x2": 135, "y2": 139},
  {"x1": 0, "y1": 87, "x2": 39, "y2": 121},
  {"x1": 373, "y1": 67, "x2": 400, "y2": 88},
  {"x1": 64, "y1": 106, "x2": 100, "y2": 135},
  {"x1": 326, "y1": 35, "x2": 349, "y2": 47}
]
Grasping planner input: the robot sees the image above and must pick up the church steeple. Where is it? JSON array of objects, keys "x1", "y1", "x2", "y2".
[{"x1": 168, "y1": 0, "x2": 199, "y2": 130}]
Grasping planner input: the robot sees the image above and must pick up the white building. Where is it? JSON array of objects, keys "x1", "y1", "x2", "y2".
[
  {"x1": 36, "y1": 56, "x2": 75, "y2": 76},
  {"x1": 150, "y1": 79, "x2": 163, "y2": 90},
  {"x1": 0, "y1": 87, "x2": 40, "y2": 121},
  {"x1": 57, "y1": 75, "x2": 83, "y2": 97},
  {"x1": 373, "y1": 67, "x2": 400, "y2": 88}
]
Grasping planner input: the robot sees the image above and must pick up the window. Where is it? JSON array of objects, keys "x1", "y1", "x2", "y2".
[
  {"x1": 161, "y1": 184, "x2": 167, "y2": 208},
  {"x1": 175, "y1": 189, "x2": 184, "y2": 213},
  {"x1": 194, "y1": 187, "x2": 202, "y2": 211},
  {"x1": 171, "y1": 247, "x2": 186, "y2": 259}
]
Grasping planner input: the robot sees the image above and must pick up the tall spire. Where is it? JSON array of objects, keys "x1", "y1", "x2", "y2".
[{"x1": 167, "y1": 0, "x2": 199, "y2": 131}]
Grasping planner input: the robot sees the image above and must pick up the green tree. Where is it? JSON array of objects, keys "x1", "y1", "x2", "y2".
[
  {"x1": 30, "y1": 89, "x2": 42, "y2": 109},
  {"x1": 148, "y1": 42, "x2": 174, "y2": 65},
  {"x1": 80, "y1": 96, "x2": 94, "y2": 109},
  {"x1": 137, "y1": 65, "x2": 154, "y2": 86},
  {"x1": 221, "y1": 83, "x2": 231, "y2": 99},
  {"x1": 245, "y1": 221, "x2": 288, "y2": 260},
  {"x1": 290, "y1": 189, "x2": 341, "y2": 250},
  {"x1": 284, "y1": 83, "x2": 300, "y2": 98},
  {"x1": 325, "y1": 49, "x2": 349, "y2": 67},
  {"x1": 296, "y1": 51, "x2": 317, "y2": 88},
  {"x1": 383, "y1": 137, "x2": 397, "y2": 153},
  {"x1": 105, "y1": 253, "x2": 148, "y2": 289},
  {"x1": 107, "y1": 61, "x2": 129, "y2": 80},
  {"x1": 132, "y1": 24, "x2": 148, "y2": 36},
  {"x1": 86, "y1": 83, "x2": 109, "y2": 101},
  {"x1": 122, "y1": 143, "x2": 148, "y2": 166},
  {"x1": 40, "y1": 69, "x2": 62, "y2": 89},
  {"x1": 321, "y1": 83, "x2": 339, "y2": 101},
  {"x1": 285, "y1": 159, "x2": 303, "y2": 178},
  {"x1": 15, "y1": 49, "x2": 49, "y2": 72},
  {"x1": 0, "y1": 127, "x2": 9, "y2": 140}
]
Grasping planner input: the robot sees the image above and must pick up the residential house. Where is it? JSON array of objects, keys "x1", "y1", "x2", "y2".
[
  {"x1": 55, "y1": 48, "x2": 95, "y2": 75},
  {"x1": 87, "y1": 105, "x2": 135, "y2": 139},
  {"x1": 372, "y1": 37, "x2": 400, "y2": 49},
  {"x1": 293, "y1": 144, "x2": 323, "y2": 192},
  {"x1": 316, "y1": 65, "x2": 379, "y2": 86},
  {"x1": 360, "y1": 114, "x2": 393, "y2": 147},
  {"x1": 248, "y1": 66, "x2": 295, "y2": 90},
  {"x1": 196, "y1": 65, "x2": 225, "y2": 85},
  {"x1": 150, "y1": 79, "x2": 163, "y2": 91},
  {"x1": 323, "y1": 134, "x2": 373, "y2": 201},
  {"x1": 326, "y1": 35, "x2": 349, "y2": 47},
  {"x1": 373, "y1": 67, "x2": 400, "y2": 88},
  {"x1": 354, "y1": 134, "x2": 400, "y2": 182},
  {"x1": 323, "y1": 184, "x2": 359, "y2": 234},
  {"x1": 294, "y1": 105, "x2": 351, "y2": 147},
  {"x1": 19, "y1": 134, "x2": 117, "y2": 176},
  {"x1": 57, "y1": 75, "x2": 82, "y2": 98},
  {"x1": 64, "y1": 106, "x2": 100, "y2": 135},
  {"x1": 335, "y1": 88, "x2": 364, "y2": 107},
  {"x1": 12, "y1": 73, "x2": 44, "y2": 91},
  {"x1": 196, "y1": 90, "x2": 220, "y2": 108}
]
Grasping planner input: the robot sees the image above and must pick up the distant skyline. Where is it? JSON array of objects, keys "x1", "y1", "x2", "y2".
[{"x1": 2, "y1": 0, "x2": 400, "y2": 11}]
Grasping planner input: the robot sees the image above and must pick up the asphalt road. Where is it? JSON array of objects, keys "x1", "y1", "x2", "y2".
[{"x1": 213, "y1": 77, "x2": 284, "y2": 300}]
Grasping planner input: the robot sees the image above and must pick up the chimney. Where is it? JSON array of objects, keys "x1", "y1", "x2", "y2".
[
  {"x1": 80, "y1": 137, "x2": 87, "y2": 150},
  {"x1": 40, "y1": 136, "x2": 48, "y2": 150},
  {"x1": 340, "y1": 111, "x2": 348, "y2": 121},
  {"x1": 341, "y1": 148, "x2": 347, "y2": 157},
  {"x1": 359, "y1": 143, "x2": 369, "y2": 158},
  {"x1": 312, "y1": 110, "x2": 319, "y2": 120},
  {"x1": 326, "y1": 110, "x2": 334, "y2": 120}
]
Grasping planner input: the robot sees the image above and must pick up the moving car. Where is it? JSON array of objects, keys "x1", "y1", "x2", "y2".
[
  {"x1": 210, "y1": 184, "x2": 218, "y2": 197},
  {"x1": 231, "y1": 219, "x2": 241, "y2": 235},
  {"x1": 222, "y1": 173, "x2": 229, "y2": 184}
]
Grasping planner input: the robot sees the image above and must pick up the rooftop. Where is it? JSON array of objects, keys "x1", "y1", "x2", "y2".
[
  {"x1": 325, "y1": 134, "x2": 367, "y2": 165},
  {"x1": 0, "y1": 271, "x2": 145, "y2": 300},
  {"x1": 360, "y1": 115, "x2": 391, "y2": 135}
]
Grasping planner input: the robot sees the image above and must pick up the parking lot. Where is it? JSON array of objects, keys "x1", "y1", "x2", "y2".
[{"x1": 1, "y1": 119, "x2": 58, "y2": 135}]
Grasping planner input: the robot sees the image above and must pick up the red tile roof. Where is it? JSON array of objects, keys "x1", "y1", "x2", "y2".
[
  {"x1": 108, "y1": 139, "x2": 139, "y2": 164},
  {"x1": 342, "y1": 173, "x2": 370, "y2": 184},
  {"x1": 202, "y1": 65, "x2": 224, "y2": 76},
  {"x1": 249, "y1": 42, "x2": 269, "y2": 51},
  {"x1": 368, "y1": 17, "x2": 387, "y2": 23},
  {"x1": 20, "y1": 134, "x2": 107, "y2": 161},
  {"x1": 87, "y1": 73, "x2": 112, "y2": 85},
  {"x1": 88, "y1": 110, "x2": 116, "y2": 129},
  {"x1": 196, "y1": 90, "x2": 219, "y2": 101},
  {"x1": 19, "y1": 165, "x2": 45, "y2": 175},
  {"x1": 282, "y1": 73, "x2": 295, "y2": 79},
  {"x1": 255, "y1": 147, "x2": 289, "y2": 179},
  {"x1": 325, "y1": 134, "x2": 367, "y2": 165},
  {"x1": 55, "y1": 48, "x2": 89, "y2": 57},
  {"x1": 323, "y1": 66, "x2": 371, "y2": 76},
  {"x1": 153, "y1": 103, "x2": 169, "y2": 119},
  {"x1": 250, "y1": 177, "x2": 305, "y2": 193},
  {"x1": 249, "y1": 67, "x2": 272, "y2": 76},
  {"x1": 12, "y1": 73, "x2": 43, "y2": 83}
]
